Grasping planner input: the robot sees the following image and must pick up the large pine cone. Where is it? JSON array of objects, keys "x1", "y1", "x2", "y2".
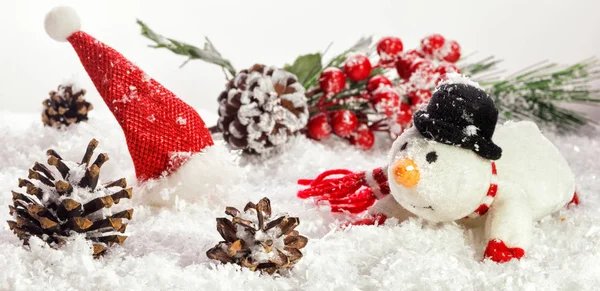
[
  {"x1": 217, "y1": 64, "x2": 308, "y2": 155},
  {"x1": 206, "y1": 197, "x2": 308, "y2": 275},
  {"x1": 7, "y1": 139, "x2": 133, "y2": 258},
  {"x1": 42, "y1": 84, "x2": 93, "y2": 127}
]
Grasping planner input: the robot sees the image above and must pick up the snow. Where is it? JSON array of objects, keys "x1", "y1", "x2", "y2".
[
  {"x1": 113, "y1": 86, "x2": 139, "y2": 104},
  {"x1": 176, "y1": 116, "x2": 187, "y2": 125},
  {"x1": 463, "y1": 125, "x2": 479, "y2": 136},
  {"x1": 0, "y1": 111, "x2": 599, "y2": 290},
  {"x1": 434, "y1": 39, "x2": 454, "y2": 60},
  {"x1": 54, "y1": 79, "x2": 83, "y2": 98},
  {"x1": 438, "y1": 72, "x2": 483, "y2": 89}
]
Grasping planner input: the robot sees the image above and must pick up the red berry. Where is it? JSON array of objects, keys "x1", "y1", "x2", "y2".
[
  {"x1": 319, "y1": 67, "x2": 346, "y2": 95},
  {"x1": 371, "y1": 88, "x2": 400, "y2": 116},
  {"x1": 436, "y1": 63, "x2": 461, "y2": 84},
  {"x1": 410, "y1": 59, "x2": 434, "y2": 73},
  {"x1": 408, "y1": 89, "x2": 432, "y2": 107},
  {"x1": 376, "y1": 37, "x2": 404, "y2": 62},
  {"x1": 349, "y1": 124, "x2": 375, "y2": 150},
  {"x1": 331, "y1": 109, "x2": 359, "y2": 137},
  {"x1": 395, "y1": 54, "x2": 419, "y2": 79},
  {"x1": 442, "y1": 40, "x2": 461, "y2": 63},
  {"x1": 436, "y1": 63, "x2": 460, "y2": 75},
  {"x1": 307, "y1": 113, "x2": 332, "y2": 140},
  {"x1": 344, "y1": 54, "x2": 372, "y2": 82},
  {"x1": 409, "y1": 59, "x2": 436, "y2": 84},
  {"x1": 405, "y1": 49, "x2": 424, "y2": 58},
  {"x1": 366, "y1": 75, "x2": 392, "y2": 93},
  {"x1": 420, "y1": 34, "x2": 445, "y2": 56},
  {"x1": 396, "y1": 103, "x2": 413, "y2": 126}
]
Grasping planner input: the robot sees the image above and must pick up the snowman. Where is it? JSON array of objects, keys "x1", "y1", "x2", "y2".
[{"x1": 298, "y1": 74, "x2": 578, "y2": 263}]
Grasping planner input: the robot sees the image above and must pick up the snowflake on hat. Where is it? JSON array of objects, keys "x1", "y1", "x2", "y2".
[
  {"x1": 45, "y1": 7, "x2": 240, "y2": 206},
  {"x1": 298, "y1": 73, "x2": 579, "y2": 263}
]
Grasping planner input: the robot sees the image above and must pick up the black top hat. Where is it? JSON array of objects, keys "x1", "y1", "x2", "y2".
[{"x1": 413, "y1": 82, "x2": 502, "y2": 160}]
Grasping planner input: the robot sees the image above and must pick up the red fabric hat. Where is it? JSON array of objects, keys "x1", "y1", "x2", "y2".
[{"x1": 44, "y1": 7, "x2": 214, "y2": 181}]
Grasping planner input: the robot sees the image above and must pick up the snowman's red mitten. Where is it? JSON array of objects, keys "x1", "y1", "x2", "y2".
[{"x1": 484, "y1": 239, "x2": 525, "y2": 263}]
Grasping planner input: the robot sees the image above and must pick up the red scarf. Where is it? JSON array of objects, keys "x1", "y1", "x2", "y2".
[{"x1": 298, "y1": 161, "x2": 499, "y2": 218}]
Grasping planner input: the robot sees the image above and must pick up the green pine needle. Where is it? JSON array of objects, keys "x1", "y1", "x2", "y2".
[
  {"x1": 136, "y1": 20, "x2": 236, "y2": 77},
  {"x1": 460, "y1": 56, "x2": 600, "y2": 131}
]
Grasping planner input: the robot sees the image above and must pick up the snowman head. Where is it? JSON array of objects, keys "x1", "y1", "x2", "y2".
[
  {"x1": 387, "y1": 75, "x2": 503, "y2": 222},
  {"x1": 387, "y1": 127, "x2": 493, "y2": 222}
]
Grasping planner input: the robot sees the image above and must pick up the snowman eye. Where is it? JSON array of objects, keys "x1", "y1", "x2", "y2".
[
  {"x1": 400, "y1": 142, "x2": 408, "y2": 151},
  {"x1": 426, "y1": 151, "x2": 438, "y2": 163}
]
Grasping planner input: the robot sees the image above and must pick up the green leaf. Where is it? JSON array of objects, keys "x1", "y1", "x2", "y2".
[{"x1": 284, "y1": 53, "x2": 323, "y2": 86}]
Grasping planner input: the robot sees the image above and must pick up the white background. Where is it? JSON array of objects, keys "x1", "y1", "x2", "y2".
[{"x1": 0, "y1": 0, "x2": 599, "y2": 119}]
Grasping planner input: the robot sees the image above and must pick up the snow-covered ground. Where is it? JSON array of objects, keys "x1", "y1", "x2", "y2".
[{"x1": 0, "y1": 111, "x2": 598, "y2": 291}]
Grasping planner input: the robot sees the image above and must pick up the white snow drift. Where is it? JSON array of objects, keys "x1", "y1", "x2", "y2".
[{"x1": 0, "y1": 111, "x2": 598, "y2": 290}]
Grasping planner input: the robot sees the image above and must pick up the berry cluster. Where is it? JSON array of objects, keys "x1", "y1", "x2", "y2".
[
  {"x1": 393, "y1": 34, "x2": 461, "y2": 85},
  {"x1": 307, "y1": 109, "x2": 375, "y2": 150},
  {"x1": 307, "y1": 54, "x2": 376, "y2": 149},
  {"x1": 306, "y1": 34, "x2": 462, "y2": 150},
  {"x1": 385, "y1": 34, "x2": 461, "y2": 137}
]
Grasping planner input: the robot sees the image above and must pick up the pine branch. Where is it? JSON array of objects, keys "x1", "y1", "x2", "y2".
[
  {"x1": 458, "y1": 56, "x2": 503, "y2": 77},
  {"x1": 134, "y1": 22, "x2": 599, "y2": 131},
  {"x1": 460, "y1": 56, "x2": 600, "y2": 131},
  {"x1": 136, "y1": 20, "x2": 236, "y2": 77}
]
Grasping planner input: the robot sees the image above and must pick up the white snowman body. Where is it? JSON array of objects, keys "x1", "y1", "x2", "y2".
[{"x1": 373, "y1": 120, "x2": 576, "y2": 252}]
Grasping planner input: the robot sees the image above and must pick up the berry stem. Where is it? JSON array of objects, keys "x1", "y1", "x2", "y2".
[{"x1": 369, "y1": 118, "x2": 387, "y2": 128}]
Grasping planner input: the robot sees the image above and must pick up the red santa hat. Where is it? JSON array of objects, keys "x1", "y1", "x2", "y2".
[{"x1": 45, "y1": 6, "x2": 238, "y2": 206}]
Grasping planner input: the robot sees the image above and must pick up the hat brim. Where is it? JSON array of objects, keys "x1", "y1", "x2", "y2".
[{"x1": 413, "y1": 111, "x2": 502, "y2": 160}]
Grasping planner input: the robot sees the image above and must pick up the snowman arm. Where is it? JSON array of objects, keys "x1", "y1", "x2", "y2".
[{"x1": 484, "y1": 183, "x2": 532, "y2": 261}]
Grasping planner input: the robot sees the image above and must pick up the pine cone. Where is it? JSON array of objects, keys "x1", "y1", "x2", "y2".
[
  {"x1": 206, "y1": 197, "x2": 308, "y2": 274},
  {"x1": 7, "y1": 139, "x2": 133, "y2": 258},
  {"x1": 217, "y1": 64, "x2": 309, "y2": 155},
  {"x1": 42, "y1": 84, "x2": 93, "y2": 127}
]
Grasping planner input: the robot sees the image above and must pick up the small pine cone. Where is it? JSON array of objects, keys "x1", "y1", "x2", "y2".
[
  {"x1": 42, "y1": 84, "x2": 93, "y2": 127},
  {"x1": 206, "y1": 197, "x2": 308, "y2": 275},
  {"x1": 7, "y1": 139, "x2": 133, "y2": 258},
  {"x1": 217, "y1": 64, "x2": 309, "y2": 155}
]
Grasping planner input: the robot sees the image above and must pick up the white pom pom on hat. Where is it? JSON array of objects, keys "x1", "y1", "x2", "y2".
[{"x1": 44, "y1": 6, "x2": 81, "y2": 42}]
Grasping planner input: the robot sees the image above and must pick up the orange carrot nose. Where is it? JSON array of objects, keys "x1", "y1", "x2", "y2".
[{"x1": 392, "y1": 158, "x2": 420, "y2": 188}]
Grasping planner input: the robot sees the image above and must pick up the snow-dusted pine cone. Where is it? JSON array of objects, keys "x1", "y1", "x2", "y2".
[
  {"x1": 206, "y1": 197, "x2": 308, "y2": 275},
  {"x1": 7, "y1": 139, "x2": 133, "y2": 258},
  {"x1": 217, "y1": 64, "x2": 309, "y2": 155},
  {"x1": 42, "y1": 84, "x2": 93, "y2": 128}
]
